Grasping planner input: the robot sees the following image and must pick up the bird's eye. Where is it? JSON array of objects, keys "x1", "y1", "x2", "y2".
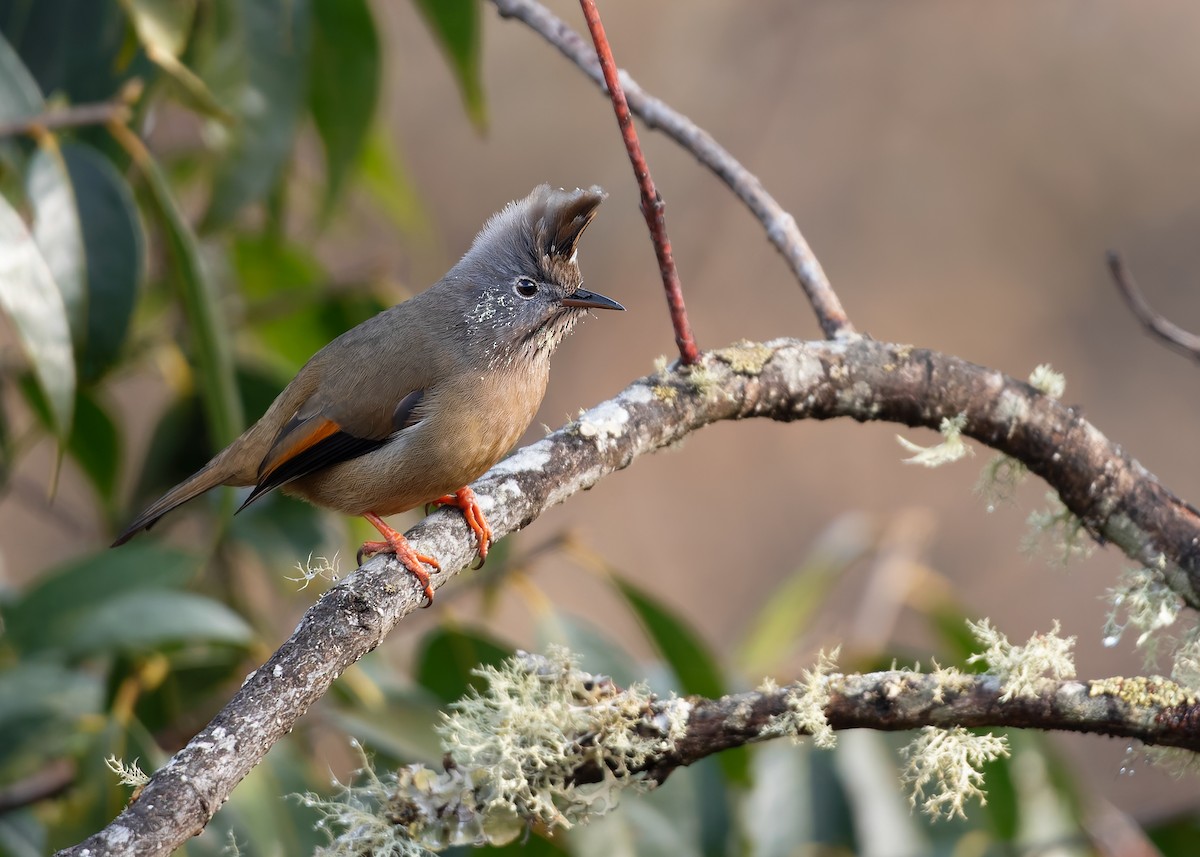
[{"x1": 513, "y1": 278, "x2": 539, "y2": 299}]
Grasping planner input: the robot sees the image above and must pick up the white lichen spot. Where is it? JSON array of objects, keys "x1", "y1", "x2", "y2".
[
  {"x1": 994, "y1": 387, "x2": 1029, "y2": 425},
  {"x1": 622, "y1": 384, "x2": 653, "y2": 406},
  {"x1": 1028, "y1": 364, "x2": 1066, "y2": 399},
  {"x1": 901, "y1": 726, "x2": 1009, "y2": 820},
  {"x1": 273, "y1": 665, "x2": 283, "y2": 678},
  {"x1": 575, "y1": 401, "x2": 630, "y2": 451},
  {"x1": 489, "y1": 445, "x2": 552, "y2": 477},
  {"x1": 897, "y1": 414, "x2": 973, "y2": 467},
  {"x1": 966, "y1": 619, "x2": 1076, "y2": 700}
]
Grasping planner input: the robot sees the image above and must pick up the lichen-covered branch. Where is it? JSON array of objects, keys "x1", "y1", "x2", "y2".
[
  {"x1": 307, "y1": 650, "x2": 1198, "y2": 853},
  {"x1": 60, "y1": 336, "x2": 1200, "y2": 856}
]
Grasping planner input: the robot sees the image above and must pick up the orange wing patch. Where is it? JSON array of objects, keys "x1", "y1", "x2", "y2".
[{"x1": 258, "y1": 416, "x2": 343, "y2": 483}]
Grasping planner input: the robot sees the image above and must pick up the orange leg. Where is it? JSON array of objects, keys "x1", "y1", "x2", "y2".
[
  {"x1": 358, "y1": 511, "x2": 440, "y2": 606},
  {"x1": 429, "y1": 486, "x2": 494, "y2": 567}
]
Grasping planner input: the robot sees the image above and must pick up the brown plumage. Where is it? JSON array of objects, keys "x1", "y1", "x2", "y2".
[{"x1": 113, "y1": 185, "x2": 623, "y2": 603}]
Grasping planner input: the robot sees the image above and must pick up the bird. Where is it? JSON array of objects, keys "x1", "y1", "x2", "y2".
[{"x1": 113, "y1": 184, "x2": 623, "y2": 604}]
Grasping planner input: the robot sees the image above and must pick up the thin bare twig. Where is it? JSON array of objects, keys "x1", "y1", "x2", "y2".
[
  {"x1": 576, "y1": 0, "x2": 700, "y2": 365},
  {"x1": 0, "y1": 101, "x2": 130, "y2": 138},
  {"x1": 1106, "y1": 251, "x2": 1200, "y2": 363},
  {"x1": 492, "y1": 0, "x2": 855, "y2": 340}
]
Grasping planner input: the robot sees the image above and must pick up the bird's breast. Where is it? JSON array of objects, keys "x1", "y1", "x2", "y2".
[{"x1": 285, "y1": 363, "x2": 550, "y2": 517}]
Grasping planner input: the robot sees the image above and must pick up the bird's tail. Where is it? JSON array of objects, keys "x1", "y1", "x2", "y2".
[{"x1": 111, "y1": 461, "x2": 235, "y2": 547}]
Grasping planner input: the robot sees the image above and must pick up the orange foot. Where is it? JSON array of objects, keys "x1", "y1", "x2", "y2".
[
  {"x1": 359, "y1": 511, "x2": 440, "y2": 606},
  {"x1": 429, "y1": 486, "x2": 493, "y2": 568}
]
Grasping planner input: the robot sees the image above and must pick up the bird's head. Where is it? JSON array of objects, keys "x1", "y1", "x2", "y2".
[{"x1": 450, "y1": 184, "x2": 624, "y2": 366}]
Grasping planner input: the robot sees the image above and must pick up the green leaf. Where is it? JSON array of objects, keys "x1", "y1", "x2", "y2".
[
  {"x1": 0, "y1": 191, "x2": 75, "y2": 439},
  {"x1": 309, "y1": 0, "x2": 379, "y2": 214},
  {"x1": 0, "y1": 662, "x2": 102, "y2": 779},
  {"x1": 359, "y1": 126, "x2": 432, "y2": 238},
  {"x1": 613, "y1": 578, "x2": 725, "y2": 700},
  {"x1": 68, "y1": 388, "x2": 121, "y2": 508},
  {"x1": 536, "y1": 612, "x2": 641, "y2": 689},
  {"x1": 117, "y1": 0, "x2": 230, "y2": 122},
  {"x1": 0, "y1": 1, "x2": 144, "y2": 107},
  {"x1": 21, "y1": 385, "x2": 122, "y2": 509},
  {"x1": 411, "y1": 0, "x2": 486, "y2": 130},
  {"x1": 611, "y1": 577, "x2": 748, "y2": 786},
  {"x1": 136, "y1": 145, "x2": 243, "y2": 449},
  {"x1": 62, "y1": 141, "x2": 145, "y2": 382},
  {"x1": 121, "y1": 0, "x2": 196, "y2": 58},
  {"x1": 415, "y1": 624, "x2": 512, "y2": 705},
  {"x1": 738, "y1": 513, "x2": 872, "y2": 677},
  {"x1": 2, "y1": 543, "x2": 202, "y2": 655},
  {"x1": 0, "y1": 29, "x2": 45, "y2": 122},
  {"x1": 203, "y1": 0, "x2": 312, "y2": 229},
  {"x1": 62, "y1": 590, "x2": 254, "y2": 657},
  {"x1": 28, "y1": 141, "x2": 87, "y2": 350}
]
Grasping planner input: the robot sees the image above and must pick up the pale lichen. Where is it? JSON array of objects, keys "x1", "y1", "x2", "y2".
[
  {"x1": 105, "y1": 756, "x2": 149, "y2": 789},
  {"x1": 975, "y1": 454, "x2": 1028, "y2": 510},
  {"x1": 286, "y1": 552, "x2": 341, "y2": 590},
  {"x1": 308, "y1": 649, "x2": 686, "y2": 854},
  {"x1": 760, "y1": 648, "x2": 840, "y2": 748},
  {"x1": 900, "y1": 726, "x2": 1009, "y2": 820},
  {"x1": 1028, "y1": 364, "x2": 1066, "y2": 399},
  {"x1": 897, "y1": 414, "x2": 973, "y2": 467},
  {"x1": 713, "y1": 340, "x2": 775, "y2": 375},
  {"x1": 1103, "y1": 557, "x2": 1182, "y2": 655},
  {"x1": 966, "y1": 619, "x2": 1076, "y2": 701},
  {"x1": 1023, "y1": 493, "x2": 1094, "y2": 565},
  {"x1": 1087, "y1": 674, "x2": 1196, "y2": 708}
]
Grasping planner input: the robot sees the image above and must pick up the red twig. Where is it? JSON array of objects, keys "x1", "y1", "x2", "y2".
[
  {"x1": 578, "y1": 0, "x2": 701, "y2": 366},
  {"x1": 1106, "y1": 251, "x2": 1200, "y2": 363}
]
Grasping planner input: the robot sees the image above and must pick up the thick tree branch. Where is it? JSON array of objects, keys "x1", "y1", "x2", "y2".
[
  {"x1": 61, "y1": 336, "x2": 1200, "y2": 855},
  {"x1": 308, "y1": 653, "x2": 1200, "y2": 849},
  {"x1": 492, "y1": 0, "x2": 854, "y2": 340}
]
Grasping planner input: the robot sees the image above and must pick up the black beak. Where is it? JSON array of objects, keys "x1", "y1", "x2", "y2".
[{"x1": 561, "y1": 287, "x2": 624, "y2": 311}]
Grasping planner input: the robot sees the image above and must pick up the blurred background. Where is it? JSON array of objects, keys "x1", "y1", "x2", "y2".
[{"x1": 3, "y1": 1, "x2": 1200, "y2": 854}]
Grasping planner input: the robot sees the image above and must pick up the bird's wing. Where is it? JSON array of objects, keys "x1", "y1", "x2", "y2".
[{"x1": 237, "y1": 389, "x2": 425, "y2": 512}]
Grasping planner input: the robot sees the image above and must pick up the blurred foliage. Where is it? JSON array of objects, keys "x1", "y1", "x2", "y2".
[{"x1": 0, "y1": 1, "x2": 1195, "y2": 855}]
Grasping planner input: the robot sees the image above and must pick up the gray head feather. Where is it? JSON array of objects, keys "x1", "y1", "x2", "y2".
[{"x1": 445, "y1": 185, "x2": 607, "y2": 366}]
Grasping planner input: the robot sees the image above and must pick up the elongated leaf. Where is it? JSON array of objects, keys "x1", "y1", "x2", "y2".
[
  {"x1": 611, "y1": 577, "x2": 748, "y2": 786},
  {"x1": 0, "y1": 663, "x2": 102, "y2": 777},
  {"x1": 738, "y1": 512, "x2": 872, "y2": 677},
  {"x1": 2, "y1": 543, "x2": 202, "y2": 655},
  {"x1": 0, "y1": 30, "x2": 44, "y2": 122},
  {"x1": 118, "y1": 0, "x2": 229, "y2": 121},
  {"x1": 360, "y1": 126, "x2": 432, "y2": 238},
  {"x1": 0, "y1": 1, "x2": 140, "y2": 106},
  {"x1": 412, "y1": 0, "x2": 486, "y2": 129},
  {"x1": 136, "y1": 144, "x2": 243, "y2": 448},
  {"x1": 0, "y1": 193, "x2": 75, "y2": 438},
  {"x1": 28, "y1": 141, "x2": 87, "y2": 349},
  {"x1": 62, "y1": 590, "x2": 254, "y2": 656},
  {"x1": 69, "y1": 389, "x2": 120, "y2": 507},
  {"x1": 416, "y1": 625, "x2": 512, "y2": 705},
  {"x1": 62, "y1": 141, "x2": 145, "y2": 381},
  {"x1": 121, "y1": 0, "x2": 196, "y2": 58},
  {"x1": 309, "y1": 0, "x2": 379, "y2": 213},
  {"x1": 203, "y1": 0, "x2": 311, "y2": 229}
]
